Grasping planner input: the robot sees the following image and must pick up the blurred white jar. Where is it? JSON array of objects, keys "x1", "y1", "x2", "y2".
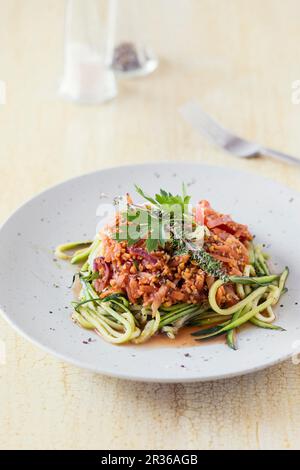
[{"x1": 59, "y1": 0, "x2": 118, "y2": 104}]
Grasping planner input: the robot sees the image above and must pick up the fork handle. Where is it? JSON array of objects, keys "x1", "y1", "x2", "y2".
[{"x1": 260, "y1": 147, "x2": 300, "y2": 166}]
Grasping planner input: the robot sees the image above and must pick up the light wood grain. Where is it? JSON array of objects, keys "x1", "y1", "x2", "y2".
[{"x1": 1, "y1": 0, "x2": 300, "y2": 450}]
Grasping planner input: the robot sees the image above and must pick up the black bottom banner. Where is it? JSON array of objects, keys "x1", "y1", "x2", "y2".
[{"x1": 0, "y1": 449, "x2": 293, "y2": 463}]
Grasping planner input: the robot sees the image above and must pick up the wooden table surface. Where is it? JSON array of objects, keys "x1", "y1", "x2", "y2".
[{"x1": 1, "y1": 0, "x2": 300, "y2": 450}]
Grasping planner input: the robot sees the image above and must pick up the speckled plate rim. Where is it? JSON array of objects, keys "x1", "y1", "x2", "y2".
[
  {"x1": 0, "y1": 162, "x2": 299, "y2": 383},
  {"x1": 0, "y1": 311, "x2": 294, "y2": 383}
]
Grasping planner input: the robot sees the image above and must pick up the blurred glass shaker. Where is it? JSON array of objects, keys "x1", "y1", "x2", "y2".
[
  {"x1": 59, "y1": 0, "x2": 118, "y2": 104},
  {"x1": 110, "y1": 0, "x2": 158, "y2": 77}
]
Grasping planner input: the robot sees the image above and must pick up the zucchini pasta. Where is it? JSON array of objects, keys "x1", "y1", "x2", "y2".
[{"x1": 56, "y1": 185, "x2": 288, "y2": 350}]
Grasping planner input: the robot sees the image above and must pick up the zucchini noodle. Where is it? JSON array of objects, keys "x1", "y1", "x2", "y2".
[
  {"x1": 208, "y1": 282, "x2": 269, "y2": 316},
  {"x1": 55, "y1": 241, "x2": 93, "y2": 264},
  {"x1": 57, "y1": 233, "x2": 289, "y2": 349},
  {"x1": 192, "y1": 265, "x2": 289, "y2": 344},
  {"x1": 57, "y1": 238, "x2": 289, "y2": 349}
]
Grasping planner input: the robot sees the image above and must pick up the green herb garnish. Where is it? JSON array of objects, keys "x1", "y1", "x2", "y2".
[{"x1": 114, "y1": 184, "x2": 227, "y2": 280}]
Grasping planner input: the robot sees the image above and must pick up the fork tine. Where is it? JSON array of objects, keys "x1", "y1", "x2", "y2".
[{"x1": 179, "y1": 101, "x2": 237, "y2": 147}]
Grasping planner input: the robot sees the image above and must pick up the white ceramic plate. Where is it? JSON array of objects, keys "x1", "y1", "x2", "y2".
[{"x1": 0, "y1": 163, "x2": 300, "y2": 382}]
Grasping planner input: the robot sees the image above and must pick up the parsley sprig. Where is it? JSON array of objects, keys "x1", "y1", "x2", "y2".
[{"x1": 115, "y1": 184, "x2": 227, "y2": 280}]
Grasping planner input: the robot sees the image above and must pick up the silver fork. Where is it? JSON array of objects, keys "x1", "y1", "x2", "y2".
[{"x1": 180, "y1": 101, "x2": 300, "y2": 166}]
